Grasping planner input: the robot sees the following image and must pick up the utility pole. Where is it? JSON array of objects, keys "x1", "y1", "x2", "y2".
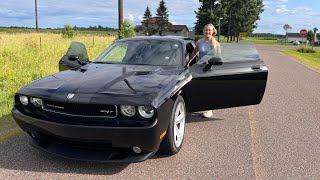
[
  {"x1": 312, "y1": 27, "x2": 318, "y2": 50},
  {"x1": 218, "y1": 17, "x2": 223, "y2": 42},
  {"x1": 118, "y1": 0, "x2": 123, "y2": 38},
  {"x1": 35, "y1": 0, "x2": 38, "y2": 32},
  {"x1": 210, "y1": 0, "x2": 213, "y2": 24}
]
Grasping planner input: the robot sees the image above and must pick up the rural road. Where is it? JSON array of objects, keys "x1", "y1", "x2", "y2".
[{"x1": 0, "y1": 45, "x2": 319, "y2": 179}]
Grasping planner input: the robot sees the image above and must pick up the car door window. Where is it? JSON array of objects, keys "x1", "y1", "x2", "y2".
[{"x1": 66, "y1": 41, "x2": 89, "y2": 61}]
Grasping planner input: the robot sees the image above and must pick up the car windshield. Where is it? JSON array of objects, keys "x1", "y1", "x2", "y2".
[{"x1": 95, "y1": 40, "x2": 182, "y2": 66}]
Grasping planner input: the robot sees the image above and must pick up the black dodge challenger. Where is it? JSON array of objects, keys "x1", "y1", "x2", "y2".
[{"x1": 12, "y1": 36, "x2": 268, "y2": 162}]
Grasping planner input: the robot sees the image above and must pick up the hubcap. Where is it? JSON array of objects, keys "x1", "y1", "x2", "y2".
[{"x1": 173, "y1": 102, "x2": 186, "y2": 148}]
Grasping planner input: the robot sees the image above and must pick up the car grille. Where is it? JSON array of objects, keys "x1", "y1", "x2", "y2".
[
  {"x1": 39, "y1": 100, "x2": 155, "y2": 127},
  {"x1": 43, "y1": 100, "x2": 117, "y2": 118}
]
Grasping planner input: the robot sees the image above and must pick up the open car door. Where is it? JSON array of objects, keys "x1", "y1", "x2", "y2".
[
  {"x1": 59, "y1": 42, "x2": 90, "y2": 71},
  {"x1": 187, "y1": 43, "x2": 268, "y2": 112}
]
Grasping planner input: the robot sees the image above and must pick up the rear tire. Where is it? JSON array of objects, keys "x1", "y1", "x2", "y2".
[{"x1": 159, "y1": 95, "x2": 186, "y2": 155}]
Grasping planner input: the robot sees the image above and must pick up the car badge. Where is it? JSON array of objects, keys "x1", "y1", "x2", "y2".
[{"x1": 67, "y1": 93, "x2": 75, "y2": 99}]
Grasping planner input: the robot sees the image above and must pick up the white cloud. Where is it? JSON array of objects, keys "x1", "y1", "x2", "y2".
[
  {"x1": 127, "y1": 14, "x2": 135, "y2": 21},
  {"x1": 275, "y1": 5, "x2": 290, "y2": 15}
]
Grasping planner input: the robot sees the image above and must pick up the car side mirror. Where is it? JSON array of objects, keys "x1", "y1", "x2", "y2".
[
  {"x1": 68, "y1": 54, "x2": 79, "y2": 61},
  {"x1": 68, "y1": 54, "x2": 88, "y2": 65},
  {"x1": 203, "y1": 57, "x2": 223, "y2": 71}
]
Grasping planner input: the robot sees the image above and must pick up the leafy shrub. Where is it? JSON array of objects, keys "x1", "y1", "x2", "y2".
[
  {"x1": 297, "y1": 46, "x2": 316, "y2": 53},
  {"x1": 119, "y1": 19, "x2": 135, "y2": 39},
  {"x1": 62, "y1": 24, "x2": 74, "y2": 38}
]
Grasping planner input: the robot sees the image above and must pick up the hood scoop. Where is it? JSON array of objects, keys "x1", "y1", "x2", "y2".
[{"x1": 134, "y1": 71, "x2": 151, "y2": 75}]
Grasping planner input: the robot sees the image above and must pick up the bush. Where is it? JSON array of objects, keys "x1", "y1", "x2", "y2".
[
  {"x1": 119, "y1": 19, "x2": 135, "y2": 39},
  {"x1": 297, "y1": 46, "x2": 316, "y2": 53},
  {"x1": 62, "y1": 24, "x2": 74, "y2": 38}
]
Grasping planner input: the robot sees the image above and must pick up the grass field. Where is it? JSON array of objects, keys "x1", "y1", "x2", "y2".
[
  {"x1": 216, "y1": 36, "x2": 293, "y2": 46},
  {"x1": 282, "y1": 48, "x2": 320, "y2": 71},
  {"x1": 0, "y1": 27, "x2": 118, "y2": 36},
  {"x1": 0, "y1": 32, "x2": 116, "y2": 142}
]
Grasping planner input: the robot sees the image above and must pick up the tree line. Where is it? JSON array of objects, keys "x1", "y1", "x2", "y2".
[
  {"x1": 194, "y1": 0, "x2": 264, "y2": 42},
  {"x1": 0, "y1": 25, "x2": 118, "y2": 31}
]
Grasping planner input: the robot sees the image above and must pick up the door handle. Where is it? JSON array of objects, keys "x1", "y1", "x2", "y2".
[{"x1": 251, "y1": 65, "x2": 262, "y2": 70}]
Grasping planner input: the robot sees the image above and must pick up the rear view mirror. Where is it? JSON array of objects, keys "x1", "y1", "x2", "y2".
[
  {"x1": 68, "y1": 54, "x2": 79, "y2": 61},
  {"x1": 203, "y1": 57, "x2": 223, "y2": 71}
]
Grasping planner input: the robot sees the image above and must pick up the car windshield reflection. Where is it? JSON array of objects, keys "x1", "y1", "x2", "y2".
[{"x1": 94, "y1": 40, "x2": 182, "y2": 66}]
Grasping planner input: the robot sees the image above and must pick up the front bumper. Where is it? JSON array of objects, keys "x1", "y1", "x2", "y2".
[{"x1": 11, "y1": 100, "x2": 173, "y2": 162}]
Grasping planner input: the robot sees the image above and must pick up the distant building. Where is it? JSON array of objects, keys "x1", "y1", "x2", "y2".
[
  {"x1": 134, "y1": 17, "x2": 190, "y2": 37},
  {"x1": 286, "y1": 33, "x2": 320, "y2": 43}
]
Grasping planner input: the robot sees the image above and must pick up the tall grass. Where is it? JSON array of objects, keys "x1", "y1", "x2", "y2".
[{"x1": 0, "y1": 32, "x2": 115, "y2": 141}]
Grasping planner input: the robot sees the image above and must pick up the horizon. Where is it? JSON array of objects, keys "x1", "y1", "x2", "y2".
[{"x1": 1, "y1": 0, "x2": 319, "y2": 34}]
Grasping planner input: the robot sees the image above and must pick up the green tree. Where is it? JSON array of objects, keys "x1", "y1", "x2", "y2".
[
  {"x1": 142, "y1": 6, "x2": 153, "y2": 36},
  {"x1": 156, "y1": 0, "x2": 170, "y2": 36},
  {"x1": 283, "y1": 24, "x2": 292, "y2": 43},
  {"x1": 230, "y1": 0, "x2": 264, "y2": 42},
  {"x1": 144, "y1": 6, "x2": 152, "y2": 19},
  {"x1": 62, "y1": 24, "x2": 74, "y2": 38},
  {"x1": 194, "y1": 0, "x2": 223, "y2": 35},
  {"x1": 194, "y1": 0, "x2": 263, "y2": 42},
  {"x1": 283, "y1": 24, "x2": 292, "y2": 33},
  {"x1": 306, "y1": 30, "x2": 314, "y2": 44},
  {"x1": 119, "y1": 19, "x2": 136, "y2": 39}
]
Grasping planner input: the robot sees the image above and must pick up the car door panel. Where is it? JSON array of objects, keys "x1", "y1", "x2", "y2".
[{"x1": 187, "y1": 43, "x2": 268, "y2": 112}]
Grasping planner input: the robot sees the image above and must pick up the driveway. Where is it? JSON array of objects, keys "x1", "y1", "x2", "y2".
[{"x1": 0, "y1": 45, "x2": 319, "y2": 179}]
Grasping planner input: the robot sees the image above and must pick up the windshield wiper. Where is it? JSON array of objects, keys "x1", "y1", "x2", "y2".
[{"x1": 93, "y1": 61, "x2": 106, "y2": 64}]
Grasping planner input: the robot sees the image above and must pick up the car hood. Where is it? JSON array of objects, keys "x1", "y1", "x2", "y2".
[{"x1": 18, "y1": 64, "x2": 185, "y2": 107}]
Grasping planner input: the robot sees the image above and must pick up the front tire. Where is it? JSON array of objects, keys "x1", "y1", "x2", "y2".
[{"x1": 160, "y1": 95, "x2": 186, "y2": 155}]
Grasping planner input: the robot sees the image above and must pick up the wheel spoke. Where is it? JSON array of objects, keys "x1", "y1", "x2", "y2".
[
  {"x1": 174, "y1": 125, "x2": 182, "y2": 142},
  {"x1": 173, "y1": 100, "x2": 186, "y2": 148},
  {"x1": 176, "y1": 115, "x2": 185, "y2": 124}
]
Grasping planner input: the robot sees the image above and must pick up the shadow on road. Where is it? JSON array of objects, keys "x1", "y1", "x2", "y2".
[
  {"x1": 186, "y1": 113, "x2": 224, "y2": 123},
  {"x1": 0, "y1": 135, "x2": 129, "y2": 175}
]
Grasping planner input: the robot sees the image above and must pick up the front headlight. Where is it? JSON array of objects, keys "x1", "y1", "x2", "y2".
[
  {"x1": 19, "y1": 96, "x2": 29, "y2": 106},
  {"x1": 30, "y1": 97, "x2": 43, "y2": 108},
  {"x1": 120, "y1": 105, "x2": 136, "y2": 117},
  {"x1": 138, "y1": 106, "x2": 154, "y2": 119}
]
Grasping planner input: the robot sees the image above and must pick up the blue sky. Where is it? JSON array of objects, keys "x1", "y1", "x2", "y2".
[{"x1": 0, "y1": 0, "x2": 319, "y2": 34}]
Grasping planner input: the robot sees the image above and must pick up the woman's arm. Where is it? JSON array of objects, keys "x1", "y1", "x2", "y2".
[
  {"x1": 188, "y1": 40, "x2": 200, "y2": 65},
  {"x1": 215, "y1": 45, "x2": 222, "y2": 59}
]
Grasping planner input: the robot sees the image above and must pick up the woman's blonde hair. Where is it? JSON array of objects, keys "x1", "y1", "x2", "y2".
[
  {"x1": 203, "y1": 24, "x2": 217, "y2": 36},
  {"x1": 203, "y1": 24, "x2": 219, "y2": 48}
]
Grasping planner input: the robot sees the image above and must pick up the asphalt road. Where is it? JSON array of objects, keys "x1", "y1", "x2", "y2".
[{"x1": 1, "y1": 45, "x2": 319, "y2": 179}]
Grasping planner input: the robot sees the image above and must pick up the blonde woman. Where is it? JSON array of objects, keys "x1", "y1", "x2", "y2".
[{"x1": 188, "y1": 24, "x2": 222, "y2": 118}]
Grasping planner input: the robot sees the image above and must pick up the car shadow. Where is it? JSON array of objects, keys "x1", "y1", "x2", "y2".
[
  {"x1": 186, "y1": 113, "x2": 224, "y2": 123},
  {"x1": 0, "y1": 134, "x2": 129, "y2": 175}
]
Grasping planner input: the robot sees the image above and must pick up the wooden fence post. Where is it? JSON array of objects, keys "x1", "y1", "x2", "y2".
[{"x1": 40, "y1": 35, "x2": 42, "y2": 50}]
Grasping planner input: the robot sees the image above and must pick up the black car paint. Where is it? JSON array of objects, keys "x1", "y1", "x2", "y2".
[{"x1": 12, "y1": 36, "x2": 268, "y2": 162}]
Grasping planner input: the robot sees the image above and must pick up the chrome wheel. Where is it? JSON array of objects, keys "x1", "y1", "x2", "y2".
[{"x1": 173, "y1": 102, "x2": 186, "y2": 148}]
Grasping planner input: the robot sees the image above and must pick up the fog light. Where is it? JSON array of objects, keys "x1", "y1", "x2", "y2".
[{"x1": 133, "y1": 146, "x2": 142, "y2": 154}]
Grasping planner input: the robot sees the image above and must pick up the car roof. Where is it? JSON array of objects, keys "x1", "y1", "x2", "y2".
[{"x1": 119, "y1": 36, "x2": 193, "y2": 43}]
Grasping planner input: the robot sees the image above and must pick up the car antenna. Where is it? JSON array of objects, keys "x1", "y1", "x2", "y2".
[{"x1": 124, "y1": 79, "x2": 137, "y2": 94}]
